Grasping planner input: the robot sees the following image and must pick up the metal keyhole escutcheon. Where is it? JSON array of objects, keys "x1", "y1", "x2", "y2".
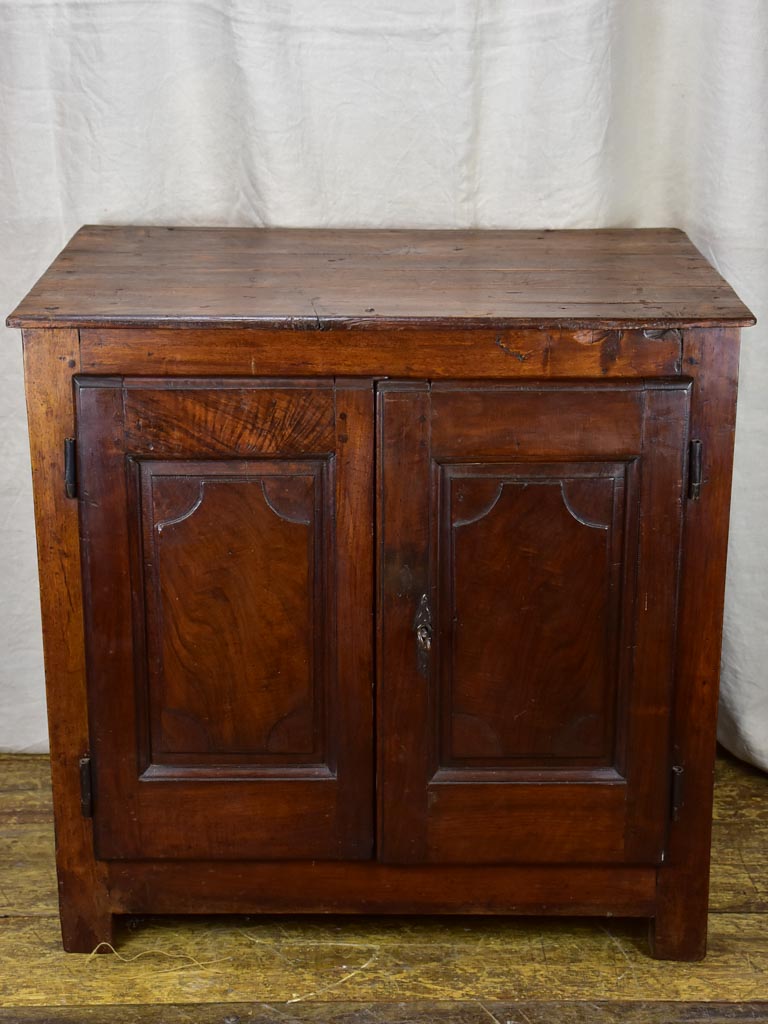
[
  {"x1": 416, "y1": 623, "x2": 432, "y2": 651},
  {"x1": 414, "y1": 593, "x2": 432, "y2": 675}
]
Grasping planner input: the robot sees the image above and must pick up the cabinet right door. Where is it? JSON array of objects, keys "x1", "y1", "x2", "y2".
[{"x1": 377, "y1": 380, "x2": 690, "y2": 865}]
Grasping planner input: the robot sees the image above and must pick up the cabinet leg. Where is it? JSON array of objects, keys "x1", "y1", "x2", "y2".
[
  {"x1": 648, "y1": 870, "x2": 709, "y2": 961},
  {"x1": 59, "y1": 898, "x2": 114, "y2": 954}
]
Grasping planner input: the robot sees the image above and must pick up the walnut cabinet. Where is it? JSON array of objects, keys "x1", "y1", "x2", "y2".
[{"x1": 8, "y1": 227, "x2": 754, "y2": 959}]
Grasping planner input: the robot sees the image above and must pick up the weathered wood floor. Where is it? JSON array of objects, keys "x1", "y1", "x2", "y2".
[{"x1": 0, "y1": 751, "x2": 766, "y2": 1022}]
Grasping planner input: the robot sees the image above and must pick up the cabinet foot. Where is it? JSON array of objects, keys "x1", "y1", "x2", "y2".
[
  {"x1": 60, "y1": 904, "x2": 114, "y2": 954},
  {"x1": 648, "y1": 892, "x2": 708, "y2": 961}
]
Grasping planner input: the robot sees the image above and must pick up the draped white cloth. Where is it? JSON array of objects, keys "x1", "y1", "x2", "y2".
[{"x1": 1, "y1": 0, "x2": 766, "y2": 766}]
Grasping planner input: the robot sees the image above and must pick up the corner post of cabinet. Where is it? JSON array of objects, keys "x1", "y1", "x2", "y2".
[
  {"x1": 21, "y1": 327, "x2": 113, "y2": 953},
  {"x1": 650, "y1": 327, "x2": 742, "y2": 961}
]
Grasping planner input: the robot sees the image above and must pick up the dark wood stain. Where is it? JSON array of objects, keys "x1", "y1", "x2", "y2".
[
  {"x1": 79, "y1": 325, "x2": 684, "y2": 379},
  {"x1": 445, "y1": 464, "x2": 622, "y2": 764},
  {"x1": 650, "y1": 329, "x2": 744, "y2": 960},
  {"x1": 9, "y1": 228, "x2": 755, "y2": 963},
  {"x1": 7, "y1": 226, "x2": 755, "y2": 329},
  {"x1": 73, "y1": 378, "x2": 373, "y2": 863},
  {"x1": 377, "y1": 382, "x2": 688, "y2": 866},
  {"x1": 143, "y1": 462, "x2": 322, "y2": 761}
]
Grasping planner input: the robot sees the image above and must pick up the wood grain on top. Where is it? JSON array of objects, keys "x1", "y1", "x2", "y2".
[{"x1": 6, "y1": 226, "x2": 755, "y2": 330}]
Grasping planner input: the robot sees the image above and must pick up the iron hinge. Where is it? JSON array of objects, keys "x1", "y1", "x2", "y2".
[
  {"x1": 64, "y1": 437, "x2": 77, "y2": 499},
  {"x1": 688, "y1": 439, "x2": 703, "y2": 501},
  {"x1": 79, "y1": 755, "x2": 93, "y2": 818},
  {"x1": 670, "y1": 764, "x2": 684, "y2": 822}
]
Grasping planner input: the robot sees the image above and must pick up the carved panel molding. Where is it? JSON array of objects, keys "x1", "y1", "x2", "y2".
[
  {"x1": 129, "y1": 457, "x2": 333, "y2": 778},
  {"x1": 436, "y1": 460, "x2": 636, "y2": 772}
]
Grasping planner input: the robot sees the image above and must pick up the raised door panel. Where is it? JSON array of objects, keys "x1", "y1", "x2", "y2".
[
  {"x1": 137, "y1": 460, "x2": 326, "y2": 770},
  {"x1": 443, "y1": 463, "x2": 629, "y2": 768},
  {"x1": 77, "y1": 378, "x2": 373, "y2": 860},
  {"x1": 377, "y1": 381, "x2": 689, "y2": 865}
]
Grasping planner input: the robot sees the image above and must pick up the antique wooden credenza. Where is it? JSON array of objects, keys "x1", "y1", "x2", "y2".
[{"x1": 8, "y1": 226, "x2": 754, "y2": 958}]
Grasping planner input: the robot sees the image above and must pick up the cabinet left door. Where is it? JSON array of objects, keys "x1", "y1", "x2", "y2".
[{"x1": 75, "y1": 376, "x2": 373, "y2": 861}]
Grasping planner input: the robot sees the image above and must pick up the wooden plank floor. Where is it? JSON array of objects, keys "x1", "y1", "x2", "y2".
[{"x1": 0, "y1": 751, "x2": 766, "y2": 1022}]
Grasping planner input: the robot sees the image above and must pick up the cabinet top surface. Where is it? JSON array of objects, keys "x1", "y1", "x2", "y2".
[{"x1": 7, "y1": 225, "x2": 755, "y2": 331}]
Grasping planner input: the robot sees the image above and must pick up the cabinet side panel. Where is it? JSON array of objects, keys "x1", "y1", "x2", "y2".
[
  {"x1": 20, "y1": 328, "x2": 112, "y2": 951},
  {"x1": 652, "y1": 328, "x2": 742, "y2": 960}
]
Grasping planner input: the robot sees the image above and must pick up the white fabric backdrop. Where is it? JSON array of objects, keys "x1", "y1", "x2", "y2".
[{"x1": 1, "y1": 0, "x2": 766, "y2": 766}]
